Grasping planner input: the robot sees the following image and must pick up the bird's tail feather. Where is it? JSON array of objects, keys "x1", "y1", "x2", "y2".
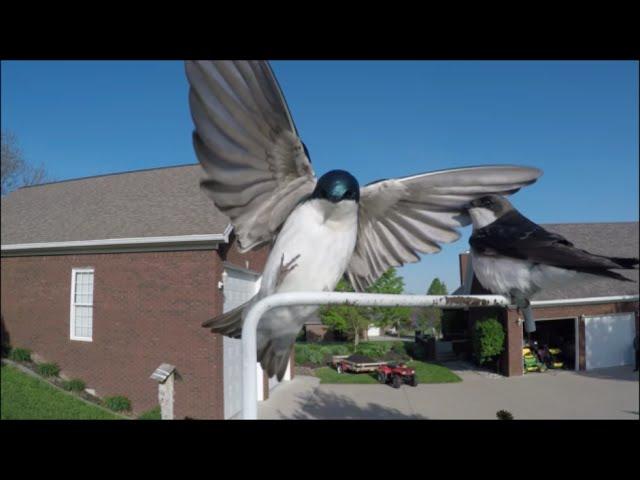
[
  {"x1": 259, "y1": 335, "x2": 295, "y2": 381},
  {"x1": 577, "y1": 268, "x2": 637, "y2": 283},
  {"x1": 202, "y1": 303, "x2": 246, "y2": 338},
  {"x1": 608, "y1": 256, "x2": 639, "y2": 269}
]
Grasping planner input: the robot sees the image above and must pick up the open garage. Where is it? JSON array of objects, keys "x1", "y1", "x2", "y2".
[{"x1": 531, "y1": 318, "x2": 577, "y2": 370}]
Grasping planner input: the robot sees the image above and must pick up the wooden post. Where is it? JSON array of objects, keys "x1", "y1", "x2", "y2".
[{"x1": 150, "y1": 363, "x2": 176, "y2": 420}]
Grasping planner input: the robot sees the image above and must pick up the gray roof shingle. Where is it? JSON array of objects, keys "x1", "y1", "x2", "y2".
[{"x1": 1, "y1": 164, "x2": 230, "y2": 245}]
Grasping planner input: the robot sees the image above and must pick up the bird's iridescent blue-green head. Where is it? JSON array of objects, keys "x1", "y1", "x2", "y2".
[{"x1": 311, "y1": 170, "x2": 360, "y2": 203}]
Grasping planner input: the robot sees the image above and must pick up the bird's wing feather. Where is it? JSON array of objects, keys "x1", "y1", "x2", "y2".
[
  {"x1": 346, "y1": 165, "x2": 543, "y2": 291},
  {"x1": 469, "y1": 210, "x2": 627, "y2": 270},
  {"x1": 186, "y1": 60, "x2": 316, "y2": 252}
]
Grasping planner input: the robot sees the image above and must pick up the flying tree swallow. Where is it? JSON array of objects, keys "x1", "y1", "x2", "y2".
[
  {"x1": 185, "y1": 60, "x2": 543, "y2": 380},
  {"x1": 467, "y1": 195, "x2": 639, "y2": 332}
]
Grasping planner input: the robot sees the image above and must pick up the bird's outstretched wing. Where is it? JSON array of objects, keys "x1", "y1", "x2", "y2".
[
  {"x1": 346, "y1": 165, "x2": 543, "y2": 291},
  {"x1": 186, "y1": 60, "x2": 316, "y2": 252},
  {"x1": 470, "y1": 210, "x2": 639, "y2": 275}
]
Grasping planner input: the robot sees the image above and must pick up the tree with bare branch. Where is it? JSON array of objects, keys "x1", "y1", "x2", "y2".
[{"x1": 1, "y1": 130, "x2": 48, "y2": 195}]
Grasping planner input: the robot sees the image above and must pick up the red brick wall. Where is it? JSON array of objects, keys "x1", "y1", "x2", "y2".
[
  {"x1": 1, "y1": 250, "x2": 225, "y2": 419},
  {"x1": 1, "y1": 235, "x2": 271, "y2": 419}
]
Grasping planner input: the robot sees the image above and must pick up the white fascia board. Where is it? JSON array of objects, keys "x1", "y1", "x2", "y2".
[
  {"x1": 530, "y1": 295, "x2": 640, "y2": 307},
  {"x1": 1, "y1": 226, "x2": 234, "y2": 256}
]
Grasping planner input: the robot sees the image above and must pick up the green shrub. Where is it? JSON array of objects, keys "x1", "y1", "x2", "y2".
[
  {"x1": 295, "y1": 343, "x2": 351, "y2": 366},
  {"x1": 473, "y1": 317, "x2": 505, "y2": 365},
  {"x1": 306, "y1": 349, "x2": 324, "y2": 365},
  {"x1": 138, "y1": 406, "x2": 162, "y2": 420},
  {"x1": 294, "y1": 344, "x2": 309, "y2": 364},
  {"x1": 104, "y1": 396, "x2": 132, "y2": 412},
  {"x1": 496, "y1": 410, "x2": 514, "y2": 420},
  {"x1": 62, "y1": 378, "x2": 86, "y2": 392},
  {"x1": 36, "y1": 362, "x2": 60, "y2": 377},
  {"x1": 9, "y1": 347, "x2": 32, "y2": 362},
  {"x1": 355, "y1": 342, "x2": 387, "y2": 359},
  {"x1": 391, "y1": 342, "x2": 407, "y2": 356}
]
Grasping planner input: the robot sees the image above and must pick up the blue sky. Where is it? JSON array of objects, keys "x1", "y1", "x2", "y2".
[{"x1": 2, "y1": 60, "x2": 638, "y2": 293}]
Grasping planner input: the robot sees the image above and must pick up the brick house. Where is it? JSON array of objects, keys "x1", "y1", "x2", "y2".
[
  {"x1": 1, "y1": 164, "x2": 291, "y2": 419},
  {"x1": 444, "y1": 222, "x2": 639, "y2": 376}
]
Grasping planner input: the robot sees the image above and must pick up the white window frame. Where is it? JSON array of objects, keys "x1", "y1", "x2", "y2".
[{"x1": 70, "y1": 267, "x2": 95, "y2": 342}]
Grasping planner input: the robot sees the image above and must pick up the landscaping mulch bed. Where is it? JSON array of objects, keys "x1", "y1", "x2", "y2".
[{"x1": 345, "y1": 354, "x2": 376, "y2": 363}]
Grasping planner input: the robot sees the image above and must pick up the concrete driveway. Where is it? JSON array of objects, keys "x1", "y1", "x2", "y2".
[{"x1": 258, "y1": 365, "x2": 639, "y2": 420}]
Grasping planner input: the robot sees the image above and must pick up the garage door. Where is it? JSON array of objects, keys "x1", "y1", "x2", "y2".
[
  {"x1": 584, "y1": 313, "x2": 636, "y2": 370},
  {"x1": 222, "y1": 267, "x2": 260, "y2": 419}
]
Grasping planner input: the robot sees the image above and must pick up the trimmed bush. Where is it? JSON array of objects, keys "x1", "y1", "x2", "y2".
[
  {"x1": 138, "y1": 406, "x2": 162, "y2": 420},
  {"x1": 473, "y1": 317, "x2": 505, "y2": 365},
  {"x1": 295, "y1": 343, "x2": 350, "y2": 366},
  {"x1": 391, "y1": 342, "x2": 407, "y2": 356},
  {"x1": 9, "y1": 348, "x2": 32, "y2": 363},
  {"x1": 306, "y1": 349, "x2": 324, "y2": 365},
  {"x1": 62, "y1": 379, "x2": 86, "y2": 392},
  {"x1": 104, "y1": 396, "x2": 132, "y2": 412},
  {"x1": 36, "y1": 362, "x2": 60, "y2": 377},
  {"x1": 496, "y1": 410, "x2": 514, "y2": 420}
]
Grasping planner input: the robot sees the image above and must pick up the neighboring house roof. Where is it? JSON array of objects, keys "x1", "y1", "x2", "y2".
[
  {"x1": 456, "y1": 222, "x2": 639, "y2": 301},
  {"x1": 1, "y1": 164, "x2": 231, "y2": 251}
]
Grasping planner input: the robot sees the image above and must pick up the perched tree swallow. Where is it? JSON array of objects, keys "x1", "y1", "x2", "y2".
[
  {"x1": 467, "y1": 195, "x2": 639, "y2": 332},
  {"x1": 186, "y1": 60, "x2": 543, "y2": 380}
]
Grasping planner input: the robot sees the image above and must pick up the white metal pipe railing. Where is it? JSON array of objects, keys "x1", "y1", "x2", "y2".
[
  {"x1": 240, "y1": 291, "x2": 639, "y2": 419},
  {"x1": 240, "y1": 292, "x2": 512, "y2": 420}
]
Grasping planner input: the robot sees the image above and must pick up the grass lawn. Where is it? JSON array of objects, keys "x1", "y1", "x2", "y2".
[
  {"x1": 315, "y1": 360, "x2": 462, "y2": 384},
  {"x1": 407, "y1": 361, "x2": 462, "y2": 384},
  {"x1": 1, "y1": 364, "x2": 121, "y2": 420}
]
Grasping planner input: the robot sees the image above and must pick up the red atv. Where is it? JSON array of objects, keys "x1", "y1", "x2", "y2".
[{"x1": 377, "y1": 363, "x2": 418, "y2": 388}]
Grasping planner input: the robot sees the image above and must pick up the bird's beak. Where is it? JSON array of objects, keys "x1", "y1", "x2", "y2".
[{"x1": 464, "y1": 200, "x2": 476, "y2": 210}]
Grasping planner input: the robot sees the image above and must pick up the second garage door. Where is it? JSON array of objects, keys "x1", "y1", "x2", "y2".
[{"x1": 584, "y1": 312, "x2": 636, "y2": 370}]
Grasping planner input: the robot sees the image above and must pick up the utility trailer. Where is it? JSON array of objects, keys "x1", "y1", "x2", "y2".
[{"x1": 331, "y1": 355, "x2": 388, "y2": 373}]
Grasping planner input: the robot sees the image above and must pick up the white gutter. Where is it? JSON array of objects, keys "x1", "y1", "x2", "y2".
[
  {"x1": 1, "y1": 224, "x2": 234, "y2": 256},
  {"x1": 241, "y1": 292, "x2": 511, "y2": 420},
  {"x1": 530, "y1": 295, "x2": 639, "y2": 307}
]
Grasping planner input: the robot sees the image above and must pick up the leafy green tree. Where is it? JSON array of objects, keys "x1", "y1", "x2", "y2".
[
  {"x1": 319, "y1": 279, "x2": 370, "y2": 350},
  {"x1": 366, "y1": 268, "x2": 412, "y2": 334},
  {"x1": 427, "y1": 278, "x2": 448, "y2": 295},
  {"x1": 321, "y1": 268, "x2": 411, "y2": 348},
  {"x1": 414, "y1": 278, "x2": 449, "y2": 336}
]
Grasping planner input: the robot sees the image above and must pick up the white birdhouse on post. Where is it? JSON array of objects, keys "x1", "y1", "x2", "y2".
[{"x1": 150, "y1": 363, "x2": 176, "y2": 420}]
